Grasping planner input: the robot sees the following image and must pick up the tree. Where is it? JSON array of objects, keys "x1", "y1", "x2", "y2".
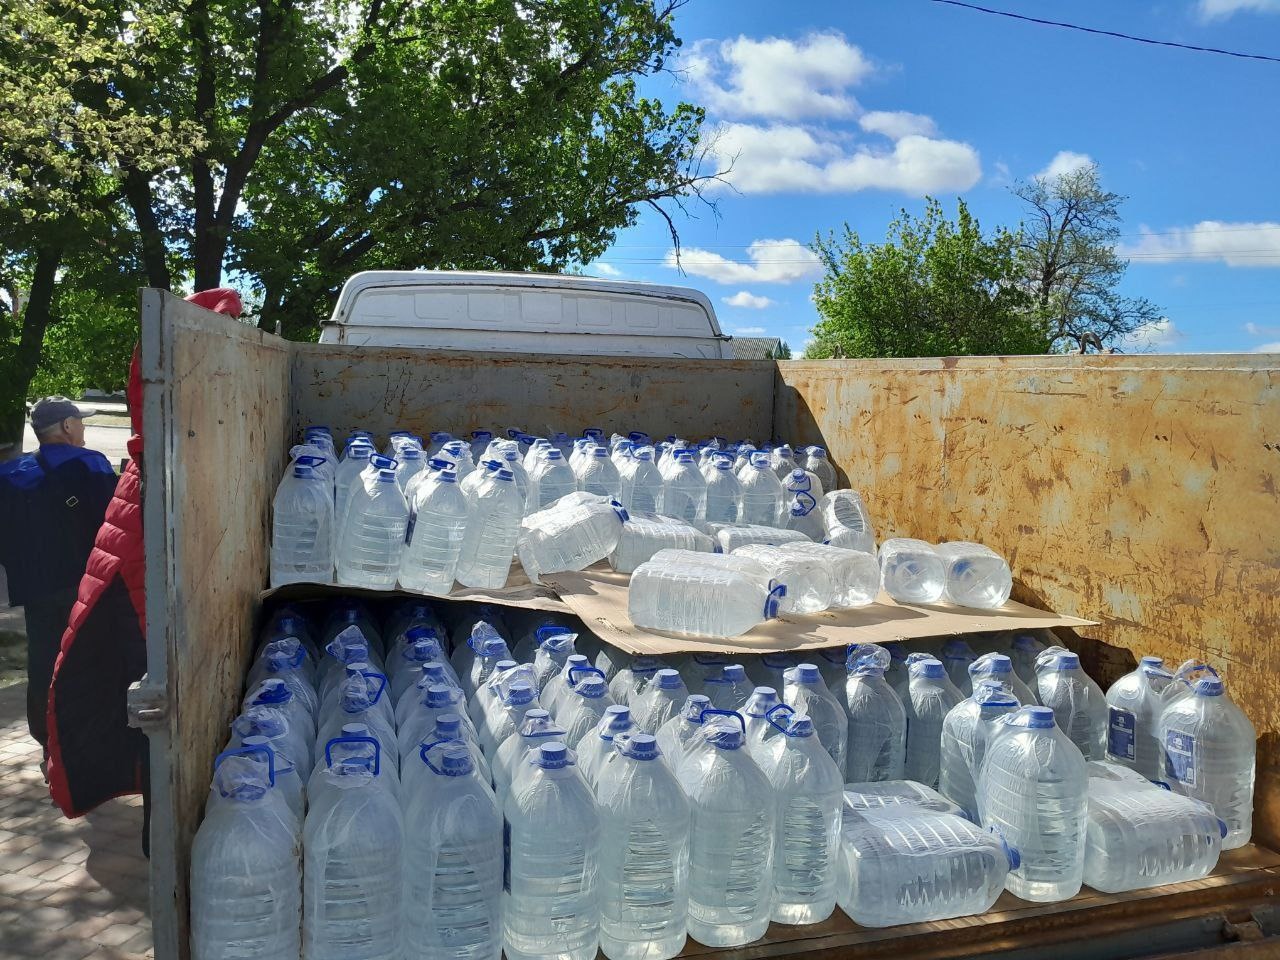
[
  {"x1": 807, "y1": 199, "x2": 1046, "y2": 359},
  {"x1": 1013, "y1": 163, "x2": 1160, "y2": 353},
  {"x1": 768, "y1": 340, "x2": 792, "y2": 360}
]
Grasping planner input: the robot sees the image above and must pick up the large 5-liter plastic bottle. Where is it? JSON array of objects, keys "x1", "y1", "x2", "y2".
[
  {"x1": 782, "y1": 664, "x2": 848, "y2": 773},
  {"x1": 492, "y1": 710, "x2": 566, "y2": 809},
  {"x1": 191, "y1": 752, "x2": 301, "y2": 960},
  {"x1": 477, "y1": 680, "x2": 541, "y2": 759},
  {"x1": 247, "y1": 675, "x2": 317, "y2": 743},
  {"x1": 734, "y1": 543, "x2": 834, "y2": 614},
  {"x1": 634, "y1": 668, "x2": 691, "y2": 735},
  {"x1": 337, "y1": 467, "x2": 410, "y2": 589},
  {"x1": 558, "y1": 674, "x2": 616, "y2": 747},
  {"x1": 596, "y1": 734, "x2": 692, "y2": 960},
  {"x1": 903, "y1": 658, "x2": 963, "y2": 790},
  {"x1": 628, "y1": 550, "x2": 786, "y2": 639},
  {"x1": 968, "y1": 652, "x2": 1036, "y2": 709},
  {"x1": 1158, "y1": 675, "x2": 1256, "y2": 849},
  {"x1": 399, "y1": 466, "x2": 469, "y2": 595},
  {"x1": 525, "y1": 628, "x2": 575, "y2": 690},
  {"x1": 272, "y1": 462, "x2": 336, "y2": 586},
  {"x1": 940, "y1": 639, "x2": 978, "y2": 696},
  {"x1": 455, "y1": 468, "x2": 523, "y2": 589},
  {"x1": 701, "y1": 664, "x2": 753, "y2": 712},
  {"x1": 464, "y1": 632, "x2": 514, "y2": 701},
  {"x1": 619, "y1": 448, "x2": 664, "y2": 515},
  {"x1": 517, "y1": 493, "x2": 627, "y2": 580},
  {"x1": 541, "y1": 654, "x2": 593, "y2": 718},
  {"x1": 662, "y1": 451, "x2": 707, "y2": 524},
  {"x1": 782, "y1": 469, "x2": 825, "y2": 542},
  {"x1": 741, "y1": 687, "x2": 784, "y2": 767},
  {"x1": 770, "y1": 444, "x2": 798, "y2": 480},
  {"x1": 878, "y1": 538, "x2": 945, "y2": 604},
  {"x1": 247, "y1": 638, "x2": 319, "y2": 716},
  {"x1": 803, "y1": 446, "x2": 837, "y2": 492},
  {"x1": 316, "y1": 673, "x2": 398, "y2": 770},
  {"x1": 1037, "y1": 652, "x2": 1108, "y2": 761},
  {"x1": 739, "y1": 453, "x2": 785, "y2": 527},
  {"x1": 609, "y1": 515, "x2": 713, "y2": 574},
  {"x1": 765, "y1": 714, "x2": 843, "y2": 925},
  {"x1": 229, "y1": 706, "x2": 314, "y2": 782},
  {"x1": 303, "y1": 742, "x2": 403, "y2": 960},
  {"x1": 397, "y1": 685, "x2": 476, "y2": 760},
  {"x1": 503, "y1": 742, "x2": 601, "y2": 960},
  {"x1": 335, "y1": 439, "x2": 374, "y2": 528},
  {"x1": 1104, "y1": 656, "x2": 1175, "y2": 780},
  {"x1": 402, "y1": 743, "x2": 503, "y2": 960},
  {"x1": 579, "y1": 704, "x2": 634, "y2": 787},
  {"x1": 704, "y1": 455, "x2": 743, "y2": 524},
  {"x1": 819, "y1": 490, "x2": 875, "y2": 554},
  {"x1": 939, "y1": 680, "x2": 1021, "y2": 820},
  {"x1": 843, "y1": 660, "x2": 907, "y2": 784},
  {"x1": 978, "y1": 705, "x2": 1088, "y2": 902},
  {"x1": 936, "y1": 541, "x2": 1013, "y2": 609},
  {"x1": 576, "y1": 446, "x2": 623, "y2": 500},
  {"x1": 526, "y1": 447, "x2": 578, "y2": 513},
  {"x1": 1008, "y1": 631, "x2": 1047, "y2": 693},
  {"x1": 655, "y1": 695, "x2": 714, "y2": 773},
  {"x1": 401, "y1": 711, "x2": 490, "y2": 793},
  {"x1": 676, "y1": 715, "x2": 776, "y2": 947}
]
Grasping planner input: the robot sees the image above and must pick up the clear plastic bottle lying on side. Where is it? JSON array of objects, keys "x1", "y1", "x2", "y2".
[
  {"x1": 628, "y1": 551, "x2": 786, "y2": 640},
  {"x1": 709, "y1": 523, "x2": 809, "y2": 553},
  {"x1": 1104, "y1": 656, "x2": 1175, "y2": 780},
  {"x1": 1037, "y1": 652, "x2": 1108, "y2": 761},
  {"x1": 733, "y1": 543, "x2": 835, "y2": 615},
  {"x1": 1158, "y1": 674, "x2": 1255, "y2": 849},
  {"x1": 819, "y1": 490, "x2": 876, "y2": 555},
  {"x1": 609, "y1": 515, "x2": 713, "y2": 574},
  {"x1": 978, "y1": 705, "x2": 1088, "y2": 902},
  {"x1": 902, "y1": 658, "x2": 963, "y2": 790},
  {"x1": 675, "y1": 716, "x2": 776, "y2": 948},
  {"x1": 596, "y1": 734, "x2": 692, "y2": 960},
  {"x1": 503, "y1": 742, "x2": 601, "y2": 960},
  {"x1": 878, "y1": 538, "x2": 945, "y2": 605},
  {"x1": 191, "y1": 751, "x2": 301, "y2": 960},
  {"x1": 936, "y1": 541, "x2": 1013, "y2": 609},
  {"x1": 517, "y1": 493, "x2": 627, "y2": 580},
  {"x1": 843, "y1": 660, "x2": 907, "y2": 784},
  {"x1": 271, "y1": 462, "x2": 336, "y2": 587},
  {"x1": 938, "y1": 680, "x2": 1020, "y2": 820}
]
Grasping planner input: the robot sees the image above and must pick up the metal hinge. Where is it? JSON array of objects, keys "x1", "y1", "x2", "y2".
[{"x1": 126, "y1": 675, "x2": 169, "y2": 731}]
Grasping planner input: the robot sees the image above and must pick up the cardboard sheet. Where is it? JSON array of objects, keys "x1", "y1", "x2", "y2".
[{"x1": 541, "y1": 564, "x2": 1096, "y2": 656}]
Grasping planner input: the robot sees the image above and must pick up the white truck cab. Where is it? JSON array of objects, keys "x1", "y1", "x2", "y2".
[{"x1": 319, "y1": 270, "x2": 733, "y2": 359}]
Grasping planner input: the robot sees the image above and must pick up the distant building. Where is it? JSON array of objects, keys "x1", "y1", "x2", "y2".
[{"x1": 731, "y1": 337, "x2": 785, "y2": 360}]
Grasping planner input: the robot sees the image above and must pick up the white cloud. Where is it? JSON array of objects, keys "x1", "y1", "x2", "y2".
[
  {"x1": 667, "y1": 238, "x2": 822, "y2": 285},
  {"x1": 858, "y1": 110, "x2": 938, "y2": 140},
  {"x1": 1198, "y1": 0, "x2": 1280, "y2": 19},
  {"x1": 722, "y1": 291, "x2": 776, "y2": 309},
  {"x1": 1036, "y1": 151, "x2": 1094, "y2": 180},
  {"x1": 1252, "y1": 341, "x2": 1280, "y2": 352},
  {"x1": 1122, "y1": 318, "x2": 1182, "y2": 351},
  {"x1": 684, "y1": 32, "x2": 873, "y2": 119},
  {"x1": 1124, "y1": 221, "x2": 1280, "y2": 267},
  {"x1": 1245, "y1": 322, "x2": 1280, "y2": 336},
  {"x1": 592, "y1": 262, "x2": 622, "y2": 277},
  {"x1": 730, "y1": 326, "x2": 768, "y2": 335},
  {"x1": 713, "y1": 122, "x2": 981, "y2": 195}
]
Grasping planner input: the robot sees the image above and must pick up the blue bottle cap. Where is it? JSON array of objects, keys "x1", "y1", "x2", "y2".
[
  {"x1": 537, "y1": 742, "x2": 570, "y2": 768},
  {"x1": 575, "y1": 677, "x2": 607, "y2": 699},
  {"x1": 251, "y1": 679, "x2": 291, "y2": 705},
  {"x1": 293, "y1": 464, "x2": 315, "y2": 479},
  {"x1": 784, "y1": 715, "x2": 815, "y2": 738},
  {"x1": 601, "y1": 705, "x2": 632, "y2": 738},
  {"x1": 507, "y1": 681, "x2": 536, "y2": 705},
  {"x1": 435, "y1": 713, "x2": 462, "y2": 737},
  {"x1": 438, "y1": 743, "x2": 474, "y2": 776},
  {"x1": 970, "y1": 653, "x2": 1013, "y2": 676},
  {"x1": 706, "y1": 725, "x2": 744, "y2": 751},
  {"x1": 655, "y1": 669, "x2": 684, "y2": 690},
  {"x1": 425, "y1": 684, "x2": 455, "y2": 708},
  {"x1": 1140, "y1": 656, "x2": 1165, "y2": 668},
  {"x1": 723, "y1": 664, "x2": 746, "y2": 681},
  {"x1": 1054, "y1": 652, "x2": 1081, "y2": 670},
  {"x1": 1013, "y1": 705, "x2": 1056, "y2": 729},
  {"x1": 623, "y1": 733, "x2": 660, "y2": 760},
  {"x1": 681, "y1": 694, "x2": 712, "y2": 721},
  {"x1": 911, "y1": 658, "x2": 946, "y2": 679},
  {"x1": 792, "y1": 663, "x2": 821, "y2": 684},
  {"x1": 1195, "y1": 676, "x2": 1225, "y2": 697}
]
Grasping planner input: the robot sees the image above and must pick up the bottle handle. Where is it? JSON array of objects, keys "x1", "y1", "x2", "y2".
[
  {"x1": 536, "y1": 625, "x2": 573, "y2": 646},
  {"x1": 214, "y1": 744, "x2": 276, "y2": 787},
  {"x1": 568, "y1": 664, "x2": 606, "y2": 687},
  {"x1": 765, "y1": 702, "x2": 797, "y2": 733},
  {"x1": 763, "y1": 581, "x2": 787, "y2": 619},
  {"x1": 359, "y1": 670, "x2": 389, "y2": 705},
  {"x1": 324, "y1": 735, "x2": 380, "y2": 776},
  {"x1": 610, "y1": 500, "x2": 630, "y2": 522},
  {"x1": 418, "y1": 736, "x2": 458, "y2": 775},
  {"x1": 697, "y1": 707, "x2": 747, "y2": 735}
]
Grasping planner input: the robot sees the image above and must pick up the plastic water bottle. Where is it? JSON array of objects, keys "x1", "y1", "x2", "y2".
[
  {"x1": 734, "y1": 543, "x2": 834, "y2": 614},
  {"x1": 936, "y1": 541, "x2": 1013, "y2": 608},
  {"x1": 783, "y1": 469, "x2": 826, "y2": 542},
  {"x1": 524, "y1": 628, "x2": 573, "y2": 690},
  {"x1": 503, "y1": 743, "x2": 601, "y2": 960},
  {"x1": 679, "y1": 653, "x2": 731, "y2": 696},
  {"x1": 448, "y1": 618, "x2": 502, "y2": 689},
  {"x1": 939, "y1": 680, "x2": 1020, "y2": 819},
  {"x1": 941, "y1": 638, "x2": 978, "y2": 696},
  {"x1": 455, "y1": 468, "x2": 523, "y2": 589},
  {"x1": 708, "y1": 522, "x2": 808, "y2": 553},
  {"x1": 903, "y1": 658, "x2": 963, "y2": 790},
  {"x1": 191, "y1": 752, "x2": 300, "y2": 960},
  {"x1": 394, "y1": 658, "x2": 462, "y2": 719},
  {"x1": 336, "y1": 468, "x2": 409, "y2": 589},
  {"x1": 395, "y1": 445, "x2": 425, "y2": 490},
  {"x1": 1083, "y1": 776, "x2": 1226, "y2": 892},
  {"x1": 968, "y1": 652, "x2": 1036, "y2": 709},
  {"x1": 1104, "y1": 656, "x2": 1175, "y2": 780},
  {"x1": 401, "y1": 711, "x2": 490, "y2": 792},
  {"x1": 229, "y1": 706, "x2": 314, "y2": 782},
  {"x1": 397, "y1": 468, "x2": 468, "y2": 595},
  {"x1": 388, "y1": 642, "x2": 451, "y2": 706},
  {"x1": 464, "y1": 632, "x2": 513, "y2": 700},
  {"x1": 879, "y1": 539, "x2": 945, "y2": 604},
  {"x1": 655, "y1": 695, "x2": 713, "y2": 772},
  {"x1": 745, "y1": 654, "x2": 795, "y2": 694},
  {"x1": 843, "y1": 661, "x2": 907, "y2": 783},
  {"x1": 303, "y1": 741, "x2": 403, "y2": 960},
  {"x1": 978, "y1": 705, "x2": 1088, "y2": 901},
  {"x1": 246, "y1": 639, "x2": 319, "y2": 716},
  {"x1": 761, "y1": 713, "x2": 842, "y2": 925},
  {"x1": 619, "y1": 448, "x2": 664, "y2": 514},
  {"x1": 315, "y1": 674, "x2": 398, "y2": 769},
  {"x1": 769, "y1": 444, "x2": 797, "y2": 479},
  {"x1": 1158, "y1": 675, "x2": 1255, "y2": 849},
  {"x1": 596, "y1": 734, "x2": 691, "y2": 960},
  {"x1": 337, "y1": 452, "x2": 397, "y2": 549},
  {"x1": 843, "y1": 779, "x2": 964, "y2": 819},
  {"x1": 335, "y1": 440, "x2": 374, "y2": 526},
  {"x1": 1007, "y1": 632, "x2": 1047, "y2": 693},
  {"x1": 634, "y1": 669, "x2": 690, "y2": 735},
  {"x1": 607, "y1": 655, "x2": 662, "y2": 710},
  {"x1": 820, "y1": 490, "x2": 875, "y2": 554},
  {"x1": 579, "y1": 705, "x2": 634, "y2": 787},
  {"x1": 704, "y1": 456, "x2": 743, "y2": 524},
  {"x1": 558, "y1": 673, "x2": 616, "y2": 747},
  {"x1": 526, "y1": 448, "x2": 577, "y2": 512},
  {"x1": 1037, "y1": 652, "x2": 1108, "y2": 760},
  {"x1": 541, "y1": 654, "x2": 592, "y2": 718},
  {"x1": 441, "y1": 440, "x2": 476, "y2": 481},
  {"x1": 701, "y1": 664, "x2": 753, "y2": 712},
  {"x1": 271, "y1": 462, "x2": 336, "y2": 586},
  {"x1": 517, "y1": 494, "x2": 627, "y2": 580},
  {"x1": 738, "y1": 454, "x2": 784, "y2": 527},
  {"x1": 675, "y1": 716, "x2": 775, "y2": 947},
  {"x1": 609, "y1": 515, "x2": 713, "y2": 574},
  {"x1": 837, "y1": 807, "x2": 1014, "y2": 927},
  {"x1": 575, "y1": 446, "x2": 623, "y2": 500},
  {"x1": 741, "y1": 687, "x2": 784, "y2": 766},
  {"x1": 803, "y1": 447, "x2": 837, "y2": 492},
  {"x1": 628, "y1": 550, "x2": 786, "y2": 639},
  {"x1": 780, "y1": 664, "x2": 847, "y2": 772},
  {"x1": 662, "y1": 452, "x2": 707, "y2": 523},
  {"x1": 397, "y1": 685, "x2": 475, "y2": 761},
  {"x1": 247, "y1": 676, "x2": 316, "y2": 744},
  {"x1": 468, "y1": 430, "x2": 494, "y2": 461},
  {"x1": 792, "y1": 543, "x2": 879, "y2": 608},
  {"x1": 477, "y1": 680, "x2": 541, "y2": 758},
  {"x1": 492, "y1": 710, "x2": 565, "y2": 809}
]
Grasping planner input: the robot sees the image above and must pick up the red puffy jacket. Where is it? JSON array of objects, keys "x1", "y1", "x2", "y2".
[{"x1": 46, "y1": 288, "x2": 243, "y2": 816}]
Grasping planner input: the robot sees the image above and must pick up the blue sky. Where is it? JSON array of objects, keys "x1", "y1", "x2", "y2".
[{"x1": 590, "y1": 0, "x2": 1280, "y2": 354}]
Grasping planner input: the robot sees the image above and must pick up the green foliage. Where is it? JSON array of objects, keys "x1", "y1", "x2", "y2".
[
  {"x1": 769, "y1": 341, "x2": 792, "y2": 360},
  {"x1": 1013, "y1": 163, "x2": 1160, "y2": 353},
  {"x1": 808, "y1": 199, "x2": 1047, "y2": 359}
]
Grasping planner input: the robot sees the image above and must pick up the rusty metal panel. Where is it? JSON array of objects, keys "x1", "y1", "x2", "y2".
[
  {"x1": 291, "y1": 343, "x2": 777, "y2": 442},
  {"x1": 142, "y1": 290, "x2": 292, "y2": 960},
  {"x1": 774, "y1": 355, "x2": 1280, "y2": 848}
]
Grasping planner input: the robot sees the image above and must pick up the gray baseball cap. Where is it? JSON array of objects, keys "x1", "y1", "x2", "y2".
[{"x1": 30, "y1": 396, "x2": 98, "y2": 432}]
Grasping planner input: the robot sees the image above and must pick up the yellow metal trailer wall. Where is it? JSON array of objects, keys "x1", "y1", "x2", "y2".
[{"x1": 774, "y1": 354, "x2": 1280, "y2": 847}]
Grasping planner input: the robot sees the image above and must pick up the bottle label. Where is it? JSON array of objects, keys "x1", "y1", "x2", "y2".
[
  {"x1": 1107, "y1": 707, "x2": 1137, "y2": 762},
  {"x1": 404, "y1": 508, "x2": 417, "y2": 545},
  {"x1": 502, "y1": 816, "x2": 512, "y2": 892},
  {"x1": 1164, "y1": 730, "x2": 1198, "y2": 787}
]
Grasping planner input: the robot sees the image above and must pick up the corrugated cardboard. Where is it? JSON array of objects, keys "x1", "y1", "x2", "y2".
[{"x1": 542, "y1": 564, "x2": 1096, "y2": 655}]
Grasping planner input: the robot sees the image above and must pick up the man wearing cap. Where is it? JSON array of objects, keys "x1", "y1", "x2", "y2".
[{"x1": 0, "y1": 397, "x2": 118, "y2": 759}]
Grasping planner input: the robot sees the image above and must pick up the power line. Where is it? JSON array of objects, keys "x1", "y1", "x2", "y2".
[{"x1": 928, "y1": 0, "x2": 1280, "y2": 64}]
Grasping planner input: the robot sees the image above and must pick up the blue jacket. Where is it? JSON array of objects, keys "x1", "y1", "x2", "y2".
[{"x1": 0, "y1": 444, "x2": 118, "y2": 606}]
